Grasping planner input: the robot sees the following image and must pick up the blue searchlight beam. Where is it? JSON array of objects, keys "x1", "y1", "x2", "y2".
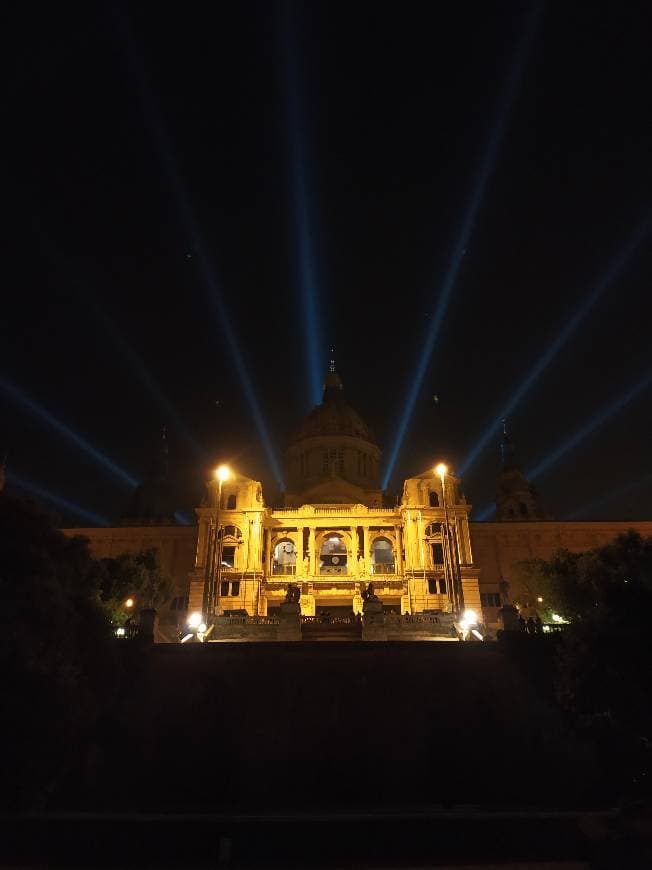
[
  {"x1": 459, "y1": 213, "x2": 652, "y2": 478},
  {"x1": 117, "y1": 10, "x2": 285, "y2": 489},
  {"x1": 0, "y1": 378, "x2": 138, "y2": 489},
  {"x1": 566, "y1": 472, "x2": 652, "y2": 520},
  {"x1": 25, "y1": 219, "x2": 205, "y2": 463},
  {"x1": 283, "y1": 4, "x2": 325, "y2": 408},
  {"x1": 473, "y1": 371, "x2": 652, "y2": 521},
  {"x1": 7, "y1": 470, "x2": 110, "y2": 527},
  {"x1": 527, "y1": 371, "x2": 652, "y2": 480},
  {"x1": 382, "y1": 2, "x2": 543, "y2": 490}
]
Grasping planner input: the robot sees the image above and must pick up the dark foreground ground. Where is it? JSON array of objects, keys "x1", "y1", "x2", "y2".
[
  {"x1": 5, "y1": 640, "x2": 652, "y2": 866},
  {"x1": 2, "y1": 806, "x2": 651, "y2": 868}
]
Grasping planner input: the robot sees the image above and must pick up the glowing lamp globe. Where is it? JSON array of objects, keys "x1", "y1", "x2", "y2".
[{"x1": 215, "y1": 465, "x2": 231, "y2": 482}]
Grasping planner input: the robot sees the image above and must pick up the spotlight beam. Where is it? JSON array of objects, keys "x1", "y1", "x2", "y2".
[
  {"x1": 115, "y1": 10, "x2": 285, "y2": 489},
  {"x1": 473, "y1": 504, "x2": 496, "y2": 522},
  {"x1": 283, "y1": 4, "x2": 324, "y2": 408},
  {"x1": 28, "y1": 223, "x2": 207, "y2": 464},
  {"x1": 566, "y1": 473, "x2": 652, "y2": 520},
  {"x1": 459, "y1": 214, "x2": 652, "y2": 477},
  {"x1": 0, "y1": 378, "x2": 138, "y2": 488},
  {"x1": 7, "y1": 470, "x2": 110, "y2": 527},
  {"x1": 527, "y1": 371, "x2": 652, "y2": 480},
  {"x1": 382, "y1": 2, "x2": 543, "y2": 490}
]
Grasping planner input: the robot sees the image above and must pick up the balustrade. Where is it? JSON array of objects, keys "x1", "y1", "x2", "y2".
[
  {"x1": 371, "y1": 563, "x2": 395, "y2": 575},
  {"x1": 272, "y1": 563, "x2": 296, "y2": 576}
]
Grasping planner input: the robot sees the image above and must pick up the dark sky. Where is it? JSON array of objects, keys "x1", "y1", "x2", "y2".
[{"x1": 1, "y1": 1, "x2": 650, "y2": 525}]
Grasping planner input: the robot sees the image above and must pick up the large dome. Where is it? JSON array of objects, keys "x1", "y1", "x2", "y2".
[
  {"x1": 290, "y1": 393, "x2": 377, "y2": 445},
  {"x1": 283, "y1": 367, "x2": 383, "y2": 507}
]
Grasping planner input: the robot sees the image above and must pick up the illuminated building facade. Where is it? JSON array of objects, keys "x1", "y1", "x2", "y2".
[
  {"x1": 187, "y1": 367, "x2": 480, "y2": 620},
  {"x1": 59, "y1": 367, "x2": 652, "y2": 638}
]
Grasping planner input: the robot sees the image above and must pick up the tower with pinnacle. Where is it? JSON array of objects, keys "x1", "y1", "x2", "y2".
[{"x1": 495, "y1": 422, "x2": 549, "y2": 521}]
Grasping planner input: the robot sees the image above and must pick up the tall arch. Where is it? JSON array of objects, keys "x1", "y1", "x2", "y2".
[{"x1": 371, "y1": 536, "x2": 395, "y2": 575}]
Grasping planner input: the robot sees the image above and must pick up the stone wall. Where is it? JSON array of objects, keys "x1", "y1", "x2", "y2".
[
  {"x1": 64, "y1": 520, "x2": 652, "y2": 629},
  {"x1": 470, "y1": 520, "x2": 652, "y2": 618}
]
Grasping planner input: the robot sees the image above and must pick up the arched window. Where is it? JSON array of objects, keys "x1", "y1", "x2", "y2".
[
  {"x1": 221, "y1": 525, "x2": 242, "y2": 539},
  {"x1": 371, "y1": 537, "x2": 394, "y2": 575},
  {"x1": 429, "y1": 491, "x2": 439, "y2": 507},
  {"x1": 424, "y1": 523, "x2": 439, "y2": 537},
  {"x1": 519, "y1": 503, "x2": 529, "y2": 518},
  {"x1": 272, "y1": 538, "x2": 297, "y2": 576},
  {"x1": 320, "y1": 534, "x2": 347, "y2": 574},
  {"x1": 226, "y1": 494, "x2": 236, "y2": 510}
]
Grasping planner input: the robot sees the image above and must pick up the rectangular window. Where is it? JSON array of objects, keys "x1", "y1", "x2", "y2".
[
  {"x1": 481, "y1": 592, "x2": 501, "y2": 607},
  {"x1": 323, "y1": 450, "x2": 329, "y2": 471},
  {"x1": 338, "y1": 447, "x2": 344, "y2": 474},
  {"x1": 431, "y1": 543, "x2": 444, "y2": 565},
  {"x1": 222, "y1": 546, "x2": 235, "y2": 568},
  {"x1": 220, "y1": 581, "x2": 229, "y2": 597},
  {"x1": 428, "y1": 578, "x2": 437, "y2": 595},
  {"x1": 438, "y1": 578, "x2": 447, "y2": 595},
  {"x1": 230, "y1": 581, "x2": 240, "y2": 597}
]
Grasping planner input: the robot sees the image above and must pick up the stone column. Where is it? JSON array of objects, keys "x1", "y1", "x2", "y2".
[
  {"x1": 296, "y1": 527, "x2": 304, "y2": 577},
  {"x1": 363, "y1": 525, "x2": 370, "y2": 575},
  {"x1": 394, "y1": 525, "x2": 403, "y2": 575},
  {"x1": 350, "y1": 526, "x2": 357, "y2": 575},
  {"x1": 308, "y1": 527, "x2": 316, "y2": 576},
  {"x1": 264, "y1": 528, "x2": 272, "y2": 577}
]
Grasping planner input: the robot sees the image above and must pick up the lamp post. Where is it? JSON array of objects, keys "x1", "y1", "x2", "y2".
[
  {"x1": 209, "y1": 464, "x2": 231, "y2": 618},
  {"x1": 435, "y1": 463, "x2": 463, "y2": 616}
]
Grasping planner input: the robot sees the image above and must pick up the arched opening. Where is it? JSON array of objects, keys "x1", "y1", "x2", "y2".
[
  {"x1": 519, "y1": 502, "x2": 529, "y2": 518},
  {"x1": 429, "y1": 491, "x2": 439, "y2": 507},
  {"x1": 371, "y1": 537, "x2": 394, "y2": 575},
  {"x1": 320, "y1": 534, "x2": 347, "y2": 574},
  {"x1": 226, "y1": 493, "x2": 236, "y2": 510},
  {"x1": 272, "y1": 538, "x2": 297, "y2": 576}
]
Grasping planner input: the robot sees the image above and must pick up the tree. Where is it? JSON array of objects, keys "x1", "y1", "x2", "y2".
[
  {"x1": 99, "y1": 548, "x2": 174, "y2": 627},
  {"x1": 0, "y1": 493, "x2": 118, "y2": 811},
  {"x1": 522, "y1": 532, "x2": 652, "y2": 802}
]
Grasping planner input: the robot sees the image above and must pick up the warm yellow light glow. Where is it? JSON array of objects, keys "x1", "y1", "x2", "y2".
[
  {"x1": 215, "y1": 464, "x2": 231, "y2": 482},
  {"x1": 188, "y1": 611, "x2": 203, "y2": 629},
  {"x1": 125, "y1": 597, "x2": 134, "y2": 608},
  {"x1": 435, "y1": 462, "x2": 448, "y2": 479},
  {"x1": 463, "y1": 608, "x2": 478, "y2": 624},
  {"x1": 198, "y1": 622, "x2": 207, "y2": 634},
  {"x1": 537, "y1": 596, "x2": 543, "y2": 603}
]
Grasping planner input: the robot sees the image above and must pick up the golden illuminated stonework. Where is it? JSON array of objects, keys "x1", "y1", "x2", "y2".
[{"x1": 187, "y1": 367, "x2": 481, "y2": 624}]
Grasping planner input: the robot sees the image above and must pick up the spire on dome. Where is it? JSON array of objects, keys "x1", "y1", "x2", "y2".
[
  {"x1": 323, "y1": 347, "x2": 343, "y2": 394},
  {"x1": 500, "y1": 419, "x2": 519, "y2": 472}
]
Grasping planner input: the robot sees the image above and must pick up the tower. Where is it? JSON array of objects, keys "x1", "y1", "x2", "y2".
[
  {"x1": 495, "y1": 422, "x2": 548, "y2": 521},
  {"x1": 120, "y1": 428, "x2": 178, "y2": 525}
]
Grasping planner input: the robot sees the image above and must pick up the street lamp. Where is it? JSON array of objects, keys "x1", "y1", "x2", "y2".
[
  {"x1": 434, "y1": 463, "x2": 463, "y2": 616},
  {"x1": 211, "y1": 465, "x2": 231, "y2": 618}
]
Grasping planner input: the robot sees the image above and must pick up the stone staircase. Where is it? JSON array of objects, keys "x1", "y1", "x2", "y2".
[{"x1": 301, "y1": 617, "x2": 362, "y2": 641}]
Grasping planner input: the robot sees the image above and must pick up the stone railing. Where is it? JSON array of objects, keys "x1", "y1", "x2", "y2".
[
  {"x1": 217, "y1": 615, "x2": 280, "y2": 625},
  {"x1": 272, "y1": 564, "x2": 296, "y2": 576},
  {"x1": 371, "y1": 563, "x2": 395, "y2": 575}
]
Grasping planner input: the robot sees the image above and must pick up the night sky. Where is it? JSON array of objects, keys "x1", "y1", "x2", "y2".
[{"x1": 2, "y1": 1, "x2": 650, "y2": 526}]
